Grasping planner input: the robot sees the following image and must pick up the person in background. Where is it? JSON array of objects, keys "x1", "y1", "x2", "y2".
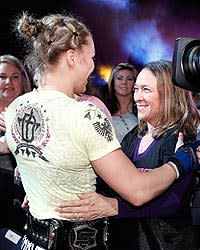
[
  {"x1": 191, "y1": 92, "x2": 200, "y2": 228},
  {"x1": 76, "y1": 79, "x2": 112, "y2": 122},
  {"x1": 110, "y1": 60, "x2": 200, "y2": 250},
  {"x1": 107, "y1": 62, "x2": 138, "y2": 142},
  {"x1": 192, "y1": 92, "x2": 200, "y2": 139},
  {"x1": 55, "y1": 60, "x2": 200, "y2": 250},
  {"x1": 0, "y1": 54, "x2": 31, "y2": 233},
  {"x1": 3, "y1": 12, "x2": 199, "y2": 250}
]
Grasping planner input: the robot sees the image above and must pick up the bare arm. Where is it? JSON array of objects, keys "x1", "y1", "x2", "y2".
[
  {"x1": 55, "y1": 141, "x2": 199, "y2": 221},
  {"x1": 54, "y1": 150, "x2": 176, "y2": 220},
  {"x1": 55, "y1": 174, "x2": 192, "y2": 221},
  {"x1": 92, "y1": 149, "x2": 176, "y2": 206}
]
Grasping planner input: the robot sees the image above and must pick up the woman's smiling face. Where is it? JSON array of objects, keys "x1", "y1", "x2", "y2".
[{"x1": 134, "y1": 68, "x2": 162, "y2": 126}]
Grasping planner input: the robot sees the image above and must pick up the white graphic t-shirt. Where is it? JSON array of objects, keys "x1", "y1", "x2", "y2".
[{"x1": 5, "y1": 89, "x2": 120, "y2": 219}]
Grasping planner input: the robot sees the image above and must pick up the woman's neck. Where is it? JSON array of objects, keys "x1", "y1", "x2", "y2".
[
  {"x1": 146, "y1": 123, "x2": 155, "y2": 136},
  {"x1": 38, "y1": 70, "x2": 74, "y2": 98},
  {"x1": 115, "y1": 94, "x2": 132, "y2": 115},
  {"x1": 38, "y1": 84, "x2": 74, "y2": 98}
]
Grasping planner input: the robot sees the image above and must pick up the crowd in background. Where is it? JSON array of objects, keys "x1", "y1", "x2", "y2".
[
  {"x1": 0, "y1": 16, "x2": 200, "y2": 249},
  {"x1": 0, "y1": 54, "x2": 200, "y2": 249}
]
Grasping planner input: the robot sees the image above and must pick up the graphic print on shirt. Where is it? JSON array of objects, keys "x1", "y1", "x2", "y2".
[
  {"x1": 11, "y1": 102, "x2": 50, "y2": 162},
  {"x1": 84, "y1": 103, "x2": 114, "y2": 142}
]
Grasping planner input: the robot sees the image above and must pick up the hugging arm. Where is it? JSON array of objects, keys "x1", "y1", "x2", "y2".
[
  {"x1": 115, "y1": 173, "x2": 193, "y2": 218},
  {"x1": 55, "y1": 140, "x2": 200, "y2": 220},
  {"x1": 54, "y1": 174, "x2": 192, "y2": 221}
]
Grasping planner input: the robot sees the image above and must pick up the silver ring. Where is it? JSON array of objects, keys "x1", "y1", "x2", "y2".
[{"x1": 76, "y1": 212, "x2": 80, "y2": 221}]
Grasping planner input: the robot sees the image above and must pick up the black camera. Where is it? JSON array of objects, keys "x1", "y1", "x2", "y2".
[{"x1": 172, "y1": 37, "x2": 200, "y2": 93}]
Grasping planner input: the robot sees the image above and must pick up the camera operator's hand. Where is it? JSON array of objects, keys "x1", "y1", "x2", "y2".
[{"x1": 169, "y1": 140, "x2": 200, "y2": 179}]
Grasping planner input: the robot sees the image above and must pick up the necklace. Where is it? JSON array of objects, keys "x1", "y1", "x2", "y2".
[{"x1": 119, "y1": 114, "x2": 130, "y2": 131}]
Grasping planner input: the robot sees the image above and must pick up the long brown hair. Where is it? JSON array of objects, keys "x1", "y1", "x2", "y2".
[
  {"x1": 107, "y1": 62, "x2": 138, "y2": 115},
  {"x1": 137, "y1": 60, "x2": 200, "y2": 141}
]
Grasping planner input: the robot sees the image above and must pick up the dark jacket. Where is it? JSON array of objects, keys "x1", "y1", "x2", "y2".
[{"x1": 99, "y1": 125, "x2": 198, "y2": 250}]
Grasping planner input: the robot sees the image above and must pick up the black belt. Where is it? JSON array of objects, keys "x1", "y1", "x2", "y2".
[{"x1": 24, "y1": 212, "x2": 109, "y2": 250}]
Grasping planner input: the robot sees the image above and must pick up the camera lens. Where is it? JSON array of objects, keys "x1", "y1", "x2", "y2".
[
  {"x1": 183, "y1": 42, "x2": 200, "y2": 83},
  {"x1": 172, "y1": 37, "x2": 200, "y2": 92}
]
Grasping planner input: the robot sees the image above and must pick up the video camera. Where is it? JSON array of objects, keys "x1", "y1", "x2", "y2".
[{"x1": 172, "y1": 37, "x2": 200, "y2": 93}]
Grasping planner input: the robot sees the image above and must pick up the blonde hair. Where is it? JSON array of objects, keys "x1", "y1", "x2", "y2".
[
  {"x1": 15, "y1": 11, "x2": 92, "y2": 78},
  {"x1": 0, "y1": 54, "x2": 31, "y2": 93}
]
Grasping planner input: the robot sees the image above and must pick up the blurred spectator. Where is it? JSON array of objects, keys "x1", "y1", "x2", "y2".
[
  {"x1": 107, "y1": 62, "x2": 138, "y2": 142},
  {"x1": 77, "y1": 79, "x2": 112, "y2": 121},
  {"x1": 0, "y1": 54, "x2": 31, "y2": 233}
]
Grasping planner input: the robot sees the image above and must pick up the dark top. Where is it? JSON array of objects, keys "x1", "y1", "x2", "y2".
[
  {"x1": 98, "y1": 124, "x2": 198, "y2": 250},
  {"x1": 0, "y1": 131, "x2": 26, "y2": 232},
  {"x1": 117, "y1": 124, "x2": 195, "y2": 219}
]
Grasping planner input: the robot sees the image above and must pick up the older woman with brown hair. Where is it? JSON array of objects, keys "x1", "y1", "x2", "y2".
[{"x1": 56, "y1": 60, "x2": 200, "y2": 250}]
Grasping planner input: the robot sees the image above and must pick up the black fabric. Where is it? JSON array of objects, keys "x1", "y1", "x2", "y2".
[
  {"x1": 0, "y1": 153, "x2": 26, "y2": 234},
  {"x1": 108, "y1": 218, "x2": 138, "y2": 250},
  {"x1": 100, "y1": 125, "x2": 199, "y2": 250},
  {"x1": 191, "y1": 171, "x2": 200, "y2": 225},
  {"x1": 169, "y1": 144, "x2": 200, "y2": 178}
]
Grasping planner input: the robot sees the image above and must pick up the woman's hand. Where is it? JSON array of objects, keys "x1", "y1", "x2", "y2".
[
  {"x1": 21, "y1": 195, "x2": 29, "y2": 209},
  {"x1": 0, "y1": 112, "x2": 6, "y2": 132},
  {"x1": 55, "y1": 192, "x2": 118, "y2": 221},
  {"x1": 14, "y1": 167, "x2": 21, "y2": 180},
  {"x1": 0, "y1": 136, "x2": 10, "y2": 154}
]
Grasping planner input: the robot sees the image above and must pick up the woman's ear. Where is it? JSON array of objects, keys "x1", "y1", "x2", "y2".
[{"x1": 65, "y1": 49, "x2": 75, "y2": 67}]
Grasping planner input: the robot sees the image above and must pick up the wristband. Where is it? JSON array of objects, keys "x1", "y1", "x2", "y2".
[
  {"x1": 167, "y1": 161, "x2": 179, "y2": 179},
  {"x1": 169, "y1": 149, "x2": 194, "y2": 178}
]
